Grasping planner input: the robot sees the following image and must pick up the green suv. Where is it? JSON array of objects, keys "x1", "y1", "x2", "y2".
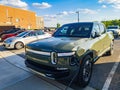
[{"x1": 25, "y1": 22, "x2": 114, "y2": 87}]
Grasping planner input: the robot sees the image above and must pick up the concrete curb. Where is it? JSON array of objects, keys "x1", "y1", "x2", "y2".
[
  {"x1": 0, "y1": 48, "x2": 73, "y2": 90},
  {"x1": 0, "y1": 44, "x2": 95, "y2": 90}
]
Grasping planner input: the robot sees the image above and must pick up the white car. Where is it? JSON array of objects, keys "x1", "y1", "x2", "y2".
[
  {"x1": 107, "y1": 25, "x2": 120, "y2": 36},
  {"x1": 3, "y1": 30, "x2": 51, "y2": 49}
]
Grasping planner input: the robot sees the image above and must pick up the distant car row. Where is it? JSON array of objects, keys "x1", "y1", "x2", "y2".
[
  {"x1": 0, "y1": 28, "x2": 51, "y2": 49},
  {"x1": 0, "y1": 28, "x2": 21, "y2": 37},
  {"x1": 107, "y1": 25, "x2": 120, "y2": 38}
]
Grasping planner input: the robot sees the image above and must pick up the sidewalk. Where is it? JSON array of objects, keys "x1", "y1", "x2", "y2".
[
  {"x1": 0, "y1": 48, "x2": 73, "y2": 90},
  {"x1": 0, "y1": 46, "x2": 95, "y2": 90}
]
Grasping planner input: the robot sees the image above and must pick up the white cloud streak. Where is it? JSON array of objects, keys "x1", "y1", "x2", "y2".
[
  {"x1": 0, "y1": 0, "x2": 28, "y2": 9},
  {"x1": 78, "y1": 8, "x2": 97, "y2": 14},
  {"x1": 98, "y1": 0, "x2": 120, "y2": 9},
  {"x1": 32, "y1": 2, "x2": 51, "y2": 9},
  {"x1": 44, "y1": 9, "x2": 98, "y2": 21},
  {"x1": 102, "y1": 5, "x2": 107, "y2": 8}
]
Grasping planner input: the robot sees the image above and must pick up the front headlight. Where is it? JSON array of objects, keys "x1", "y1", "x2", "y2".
[
  {"x1": 8, "y1": 39, "x2": 13, "y2": 42},
  {"x1": 58, "y1": 52, "x2": 75, "y2": 57},
  {"x1": 4, "y1": 39, "x2": 13, "y2": 43}
]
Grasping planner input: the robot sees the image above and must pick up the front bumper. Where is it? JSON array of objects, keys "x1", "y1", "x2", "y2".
[
  {"x1": 25, "y1": 59, "x2": 71, "y2": 79},
  {"x1": 3, "y1": 41, "x2": 15, "y2": 49}
]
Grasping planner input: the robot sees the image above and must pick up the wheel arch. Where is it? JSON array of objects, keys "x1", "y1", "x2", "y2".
[
  {"x1": 14, "y1": 41, "x2": 25, "y2": 49},
  {"x1": 81, "y1": 50, "x2": 95, "y2": 63}
]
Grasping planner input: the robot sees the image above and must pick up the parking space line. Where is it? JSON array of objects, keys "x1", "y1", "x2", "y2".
[{"x1": 102, "y1": 55, "x2": 120, "y2": 90}]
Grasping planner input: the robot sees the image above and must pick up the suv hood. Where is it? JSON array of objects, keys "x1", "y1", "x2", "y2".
[{"x1": 27, "y1": 37, "x2": 89, "y2": 52}]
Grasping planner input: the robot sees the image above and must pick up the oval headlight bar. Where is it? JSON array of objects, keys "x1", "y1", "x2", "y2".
[{"x1": 58, "y1": 52, "x2": 75, "y2": 57}]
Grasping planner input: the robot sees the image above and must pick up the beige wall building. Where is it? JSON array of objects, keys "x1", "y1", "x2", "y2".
[
  {"x1": 0, "y1": 5, "x2": 44, "y2": 29},
  {"x1": 36, "y1": 16, "x2": 44, "y2": 29}
]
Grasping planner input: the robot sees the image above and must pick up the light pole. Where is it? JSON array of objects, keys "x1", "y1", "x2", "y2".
[{"x1": 76, "y1": 11, "x2": 79, "y2": 22}]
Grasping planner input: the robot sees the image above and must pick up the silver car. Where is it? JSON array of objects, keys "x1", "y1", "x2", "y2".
[{"x1": 3, "y1": 30, "x2": 51, "y2": 49}]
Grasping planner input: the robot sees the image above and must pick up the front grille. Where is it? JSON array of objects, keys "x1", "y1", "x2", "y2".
[{"x1": 27, "y1": 60, "x2": 63, "y2": 72}]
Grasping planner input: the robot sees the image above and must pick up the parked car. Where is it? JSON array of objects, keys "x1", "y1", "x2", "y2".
[
  {"x1": 3, "y1": 30, "x2": 51, "y2": 49},
  {"x1": 0, "y1": 28, "x2": 21, "y2": 37},
  {"x1": 25, "y1": 22, "x2": 114, "y2": 87},
  {"x1": 1, "y1": 29, "x2": 26, "y2": 41},
  {"x1": 107, "y1": 25, "x2": 120, "y2": 38}
]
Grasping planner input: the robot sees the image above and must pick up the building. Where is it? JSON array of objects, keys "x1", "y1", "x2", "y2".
[
  {"x1": 0, "y1": 5, "x2": 44, "y2": 29},
  {"x1": 36, "y1": 16, "x2": 44, "y2": 29}
]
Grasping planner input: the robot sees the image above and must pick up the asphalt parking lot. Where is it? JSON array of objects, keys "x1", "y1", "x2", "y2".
[{"x1": 0, "y1": 38, "x2": 120, "y2": 90}]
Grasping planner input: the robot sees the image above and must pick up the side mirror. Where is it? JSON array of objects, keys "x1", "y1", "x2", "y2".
[
  {"x1": 23, "y1": 35, "x2": 27, "y2": 38},
  {"x1": 91, "y1": 32, "x2": 100, "y2": 38}
]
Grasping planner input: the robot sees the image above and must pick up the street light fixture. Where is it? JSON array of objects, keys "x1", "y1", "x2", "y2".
[{"x1": 76, "y1": 11, "x2": 79, "y2": 22}]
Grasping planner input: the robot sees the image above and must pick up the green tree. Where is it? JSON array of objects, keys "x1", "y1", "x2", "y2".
[
  {"x1": 57, "y1": 23, "x2": 61, "y2": 28},
  {"x1": 102, "y1": 19, "x2": 120, "y2": 28}
]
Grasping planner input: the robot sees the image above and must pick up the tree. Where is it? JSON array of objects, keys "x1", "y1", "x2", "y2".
[
  {"x1": 57, "y1": 23, "x2": 61, "y2": 28},
  {"x1": 102, "y1": 19, "x2": 120, "y2": 28}
]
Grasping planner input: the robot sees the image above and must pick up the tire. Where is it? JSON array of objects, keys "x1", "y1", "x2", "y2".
[
  {"x1": 77, "y1": 55, "x2": 93, "y2": 87},
  {"x1": 106, "y1": 41, "x2": 114, "y2": 56},
  {"x1": 15, "y1": 42, "x2": 24, "y2": 49}
]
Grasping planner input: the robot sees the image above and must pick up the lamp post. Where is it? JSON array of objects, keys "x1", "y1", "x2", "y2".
[{"x1": 76, "y1": 11, "x2": 79, "y2": 22}]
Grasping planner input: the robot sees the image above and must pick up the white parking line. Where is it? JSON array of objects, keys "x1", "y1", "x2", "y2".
[{"x1": 102, "y1": 55, "x2": 120, "y2": 90}]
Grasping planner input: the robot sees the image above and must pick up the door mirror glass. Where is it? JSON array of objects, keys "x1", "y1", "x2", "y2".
[{"x1": 91, "y1": 31, "x2": 100, "y2": 38}]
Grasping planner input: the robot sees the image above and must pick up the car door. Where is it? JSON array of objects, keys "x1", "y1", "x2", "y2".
[
  {"x1": 36, "y1": 30, "x2": 47, "y2": 40},
  {"x1": 99, "y1": 24, "x2": 112, "y2": 50},
  {"x1": 91, "y1": 23, "x2": 104, "y2": 56},
  {"x1": 23, "y1": 31, "x2": 37, "y2": 44}
]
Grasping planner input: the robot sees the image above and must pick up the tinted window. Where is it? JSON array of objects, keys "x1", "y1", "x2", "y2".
[
  {"x1": 99, "y1": 24, "x2": 106, "y2": 34},
  {"x1": 53, "y1": 23, "x2": 93, "y2": 38},
  {"x1": 36, "y1": 30, "x2": 45, "y2": 35},
  {"x1": 16, "y1": 31, "x2": 29, "y2": 37},
  {"x1": 27, "y1": 32, "x2": 36, "y2": 36},
  {"x1": 93, "y1": 24, "x2": 100, "y2": 35},
  {"x1": 107, "y1": 26, "x2": 119, "y2": 29}
]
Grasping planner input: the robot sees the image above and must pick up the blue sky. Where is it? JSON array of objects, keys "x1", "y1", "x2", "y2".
[{"x1": 0, "y1": 0, "x2": 120, "y2": 27}]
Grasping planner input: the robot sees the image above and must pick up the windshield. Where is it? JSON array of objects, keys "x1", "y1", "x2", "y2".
[
  {"x1": 16, "y1": 31, "x2": 29, "y2": 37},
  {"x1": 107, "y1": 26, "x2": 119, "y2": 29},
  {"x1": 53, "y1": 23, "x2": 93, "y2": 38}
]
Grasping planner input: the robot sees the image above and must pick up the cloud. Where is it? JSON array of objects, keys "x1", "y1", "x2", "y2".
[
  {"x1": 44, "y1": 15, "x2": 57, "y2": 19},
  {"x1": 98, "y1": 0, "x2": 120, "y2": 9},
  {"x1": 44, "y1": 15, "x2": 57, "y2": 21},
  {"x1": 0, "y1": 0, "x2": 28, "y2": 9},
  {"x1": 57, "y1": 11, "x2": 68, "y2": 15},
  {"x1": 102, "y1": 5, "x2": 107, "y2": 8},
  {"x1": 56, "y1": 9, "x2": 97, "y2": 16},
  {"x1": 112, "y1": 3, "x2": 120, "y2": 9},
  {"x1": 44, "y1": 8, "x2": 97, "y2": 21},
  {"x1": 32, "y1": 2, "x2": 51, "y2": 9},
  {"x1": 57, "y1": 11, "x2": 76, "y2": 16},
  {"x1": 78, "y1": 9, "x2": 97, "y2": 14}
]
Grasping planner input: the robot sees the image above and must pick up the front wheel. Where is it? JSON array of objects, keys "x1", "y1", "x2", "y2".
[
  {"x1": 15, "y1": 42, "x2": 24, "y2": 49},
  {"x1": 77, "y1": 55, "x2": 93, "y2": 87}
]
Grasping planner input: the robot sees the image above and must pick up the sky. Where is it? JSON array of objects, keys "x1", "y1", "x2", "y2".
[{"x1": 0, "y1": 0, "x2": 120, "y2": 27}]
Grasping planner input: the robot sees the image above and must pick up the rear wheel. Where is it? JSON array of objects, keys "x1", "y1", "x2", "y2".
[
  {"x1": 15, "y1": 42, "x2": 24, "y2": 49},
  {"x1": 77, "y1": 55, "x2": 93, "y2": 87}
]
